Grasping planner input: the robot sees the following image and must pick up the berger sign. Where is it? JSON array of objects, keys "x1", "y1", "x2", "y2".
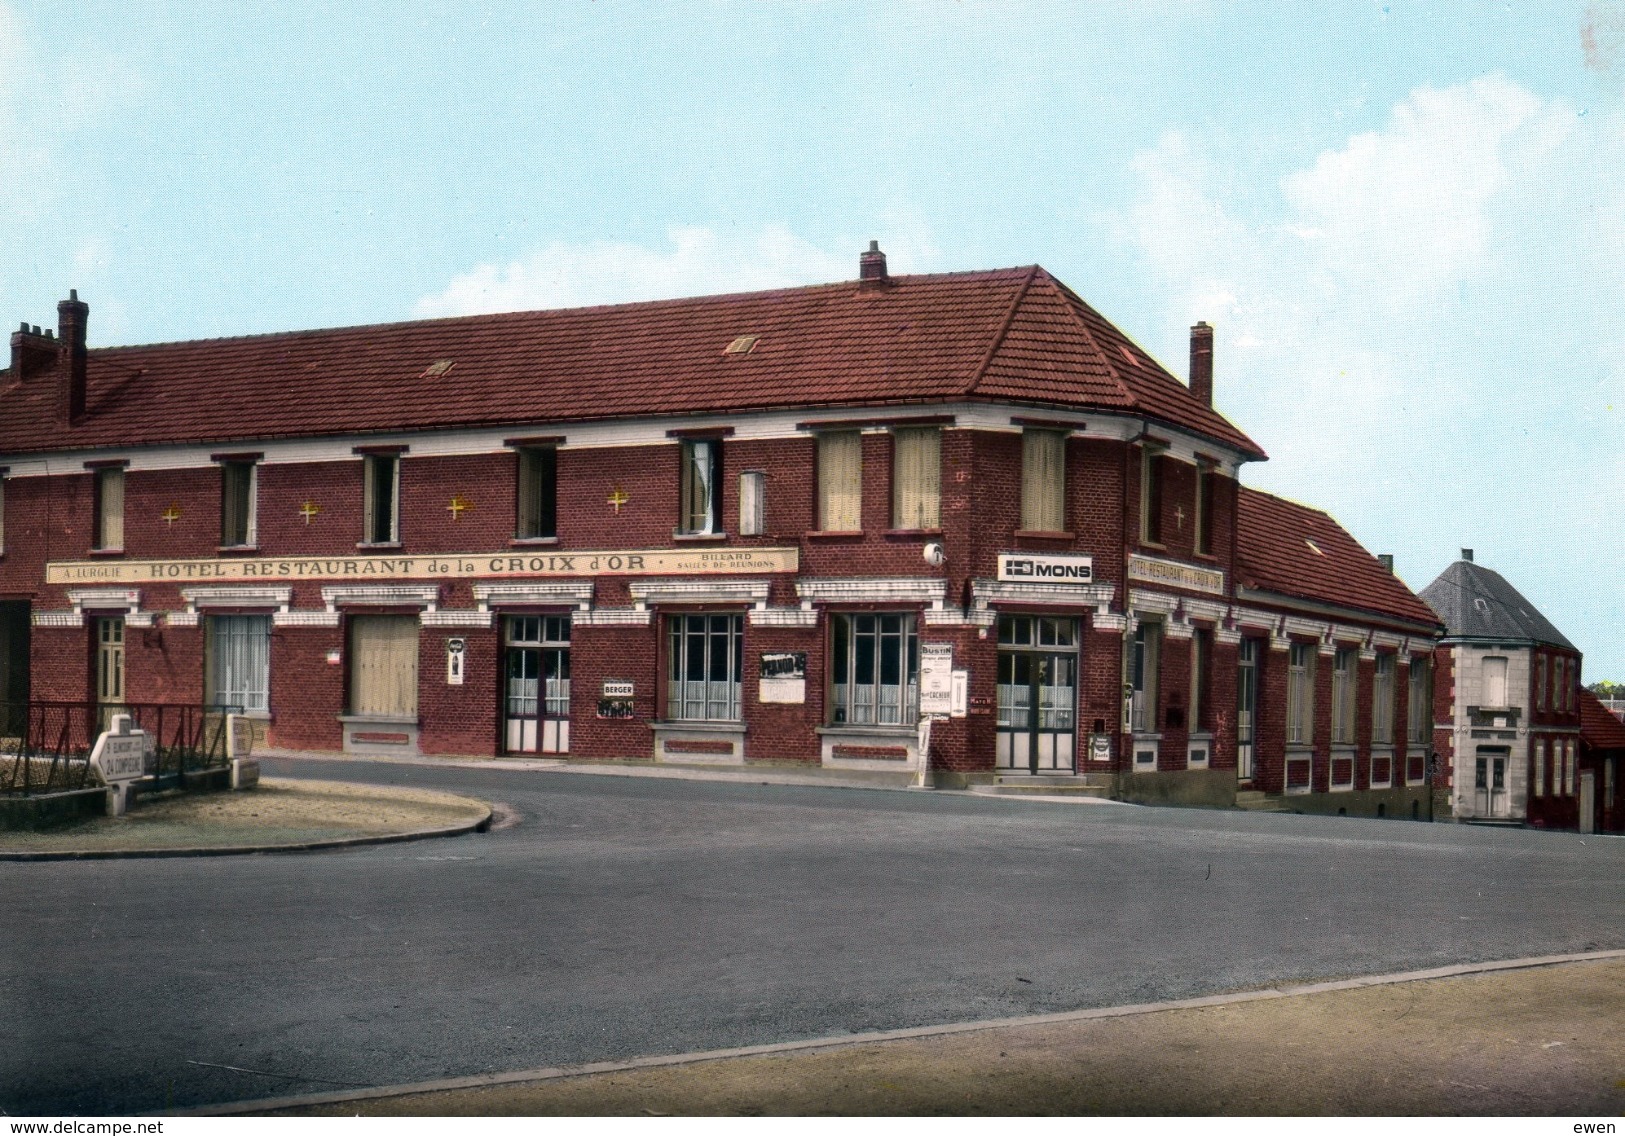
[
  {"x1": 1126, "y1": 553, "x2": 1225, "y2": 596},
  {"x1": 46, "y1": 546, "x2": 799, "y2": 586},
  {"x1": 997, "y1": 552, "x2": 1094, "y2": 584}
]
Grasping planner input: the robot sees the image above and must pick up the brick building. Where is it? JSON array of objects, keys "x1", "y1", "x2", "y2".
[
  {"x1": 0, "y1": 245, "x2": 1440, "y2": 809},
  {"x1": 1418, "y1": 552, "x2": 1583, "y2": 826}
]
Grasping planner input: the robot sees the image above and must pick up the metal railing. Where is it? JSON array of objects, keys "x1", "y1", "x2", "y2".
[{"x1": 0, "y1": 701, "x2": 240, "y2": 797}]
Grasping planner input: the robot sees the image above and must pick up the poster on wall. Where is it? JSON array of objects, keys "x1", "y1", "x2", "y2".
[
  {"x1": 598, "y1": 679, "x2": 636, "y2": 719},
  {"x1": 919, "y1": 643, "x2": 955, "y2": 717},
  {"x1": 759, "y1": 652, "x2": 807, "y2": 704}
]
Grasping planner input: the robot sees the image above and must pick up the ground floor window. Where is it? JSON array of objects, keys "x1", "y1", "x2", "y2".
[
  {"x1": 348, "y1": 614, "x2": 419, "y2": 718},
  {"x1": 667, "y1": 613, "x2": 743, "y2": 721},
  {"x1": 831, "y1": 612, "x2": 918, "y2": 726},
  {"x1": 1236, "y1": 637, "x2": 1259, "y2": 779},
  {"x1": 1130, "y1": 620, "x2": 1160, "y2": 733},
  {"x1": 206, "y1": 614, "x2": 270, "y2": 712}
]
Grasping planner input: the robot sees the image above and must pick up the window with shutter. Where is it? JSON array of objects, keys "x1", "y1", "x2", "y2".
[
  {"x1": 348, "y1": 615, "x2": 419, "y2": 718},
  {"x1": 94, "y1": 467, "x2": 124, "y2": 551}
]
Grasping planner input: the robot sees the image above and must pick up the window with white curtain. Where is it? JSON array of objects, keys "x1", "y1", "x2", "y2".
[
  {"x1": 1288, "y1": 643, "x2": 1315, "y2": 745},
  {"x1": 817, "y1": 431, "x2": 862, "y2": 531},
  {"x1": 891, "y1": 427, "x2": 940, "y2": 530},
  {"x1": 1020, "y1": 429, "x2": 1066, "y2": 532},
  {"x1": 206, "y1": 615, "x2": 271, "y2": 713}
]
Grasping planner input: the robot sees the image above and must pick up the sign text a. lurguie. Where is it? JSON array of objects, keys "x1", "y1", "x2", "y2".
[{"x1": 45, "y1": 547, "x2": 800, "y2": 586}]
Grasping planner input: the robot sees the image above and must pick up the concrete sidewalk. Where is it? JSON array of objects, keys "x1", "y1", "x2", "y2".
[
  {"x1": 259, "y1": 748, "x2": 1137, "y2": 807},
  {"x1": 227, "y1": 953, "x2": 1625, "y2": 1117}
]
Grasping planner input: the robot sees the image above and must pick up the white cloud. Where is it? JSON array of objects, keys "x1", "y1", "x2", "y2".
[
  {"x1": 1113, "y1": 74, "x2": 1625, "y2": 674},
  {"x1": 415, "y1": 224, "x2": 929, "y2": 318}
]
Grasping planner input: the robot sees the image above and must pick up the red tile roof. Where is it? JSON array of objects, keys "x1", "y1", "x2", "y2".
[
  {"x1": 0, "y1": 267, "x2": 1265, "y2": 457},
  {"x1": 1579, "y1": 687, "x2": 1625, "y2": 750},
  {"x1": 1236, "y1": 486, "x2": 1441, "y2": 629}
]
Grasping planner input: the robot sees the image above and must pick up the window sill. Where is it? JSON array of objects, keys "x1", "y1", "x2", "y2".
[
  {"x1": 510, "y1": 536, "x2": 560, "y2": 547},
  {"x1": 672, "y1": 531, "x2": 728, "y2": 542},
  {"x1": 817, "y1": 723, "x2": 917, "y2": 737},
  {"x1": 884, "y1": 528, "x2": 943, "y2": 538},
  {"x1": 217, "y1": 545, "x2": 259, "y2": 555},
  {"x1": 650, "y1": 719, "x2": 747, "y2": 733},
  {"x1": 1014, "y1": 530, "x2": 1075, "y2": 540},
  {"x1": 88, "y1": 547, "x2": 125, "y2": 557},
  {"x1": 1138, "y1": 540, "x2": 1167, "y2": 551},
  {"x1": 337, "y1": 713, "x2": 419, "y2": 725},
  {"x1": 805, "y1": 530, "x2": 864, "y2": 539},
  {"x1": 356, "y1": 541, "x2": 403, "y2": 551}
]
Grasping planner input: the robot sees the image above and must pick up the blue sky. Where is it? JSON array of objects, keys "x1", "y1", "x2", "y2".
[{"x1": 4, "y1": 2, "x2": 1623, "y2": 674}]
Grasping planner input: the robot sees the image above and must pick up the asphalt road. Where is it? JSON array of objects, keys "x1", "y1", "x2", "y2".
[{"x1": 5, "y1": 759, "x2": 1623, "y2": 1115}]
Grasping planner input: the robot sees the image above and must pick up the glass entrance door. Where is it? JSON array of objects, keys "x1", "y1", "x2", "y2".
[
  {"x1": 505, "y1": 615, "x2": 570, "y2": 754},
  {"x1": 94, "y1": 616, "x2": 125, "y2": 731},
  {"x1": 1474, "y1": 747, "x2": 1509, "y2": 818},
  {"x1": 996, "y1": 615, "x2": 1078, "y2": 774}
]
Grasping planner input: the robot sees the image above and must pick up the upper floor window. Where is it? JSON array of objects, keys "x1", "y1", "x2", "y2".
[
  {"x1": 831, "y1": 612, "x2": 918, "y2": 726},
  {"x1": 738, "y1": 471, "x2": 765, "y2": 537},
  {"x1": 0, "y1": 471, "x2": 7, "y2": 555},
  {"x1": 1020, "y1": 429, "x2": 1066, "y2": 532},
  {"x1": 678, "y1": 438, "x2": 721, "y2": 535},
  {"x1": 1483, "y1": 655, "x2": 1508, "y2": 708},
  {"x1": 362, "y1": 453, "x2": 400, "y2": 545},
  {"x1": 93, "y1": 466, "x2": 125, "y2": 551},
  {"x1": 1195, "y1": 464, "x2": 1215, "y2": 556},
  {"x1": 1140, "y1": 447, "x2": 1164, "y2": 545},
  {"x1": 817, "y1": 431, "x2": 862, "y2": 531},
  {"x1": 1566, "y1": 657, "x2": 1576, "y2": 712},
  {"x1": 1287, "y1": 642, "x2": 1315, "y2": 745},
  {"x1": 515, "y1": 446, "x2": 557, "y2": 540},
  {"x1": 220, "y1": 460, "x2": 258, "y2": 548},
  {"x1": 891, "y1": 427, "x2": 940, "y2": 530},
  {"x1": 1130, "y1": 620, "x2": 1161, "y2": 734},
  {"x1": 1535, "y1": 653, "x2": 1547, "y2": 712},
  {"x1": 1331, "y1": 647, "x2": 1357, "y2": 744},
  {"x1": 1372, "y1": 653, "x2": 1396, "y2": 745},
  {"x1": 1408, "y1": 655, "x2": 1432, "y2": 744}
]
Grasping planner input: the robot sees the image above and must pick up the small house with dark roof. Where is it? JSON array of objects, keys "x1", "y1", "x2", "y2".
[
  {"x1": 1418, "y1": 552, "x2": 1582, "y2": 827},
  {"x1": 1576, "y1": 688, "x2": 1624, "y2": 834},
  {"x1": 0, "y1": 244, "x2": 1439, "y2": 811}
]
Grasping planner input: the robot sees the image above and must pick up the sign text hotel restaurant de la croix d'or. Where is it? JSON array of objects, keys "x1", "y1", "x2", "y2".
[{"x1": 45, "y1": 547, "x2": 801, "y2": 586}]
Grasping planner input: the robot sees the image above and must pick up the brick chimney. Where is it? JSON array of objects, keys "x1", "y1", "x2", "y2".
[
  {"x1": 1461, "y1": 548, "x2": 1474, "y2": 563},
  {"x1": 858, "y1": 240, "x2": 889, "y2": 289},
  {"x1": 58, "y1": 289, "x2": 88, "y2": 424},
  {"x1": 8, "y1": 321, "x2": 57, "y2": 387},
  {"x1": 1189, "y1": 321, "x2": 1213, "y2": 406}
]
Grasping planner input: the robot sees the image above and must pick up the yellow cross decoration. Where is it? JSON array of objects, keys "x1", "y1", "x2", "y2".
[
  {"x1": 607, "y1": 486, "x2": 630, "y2": 514},
  {"x1": 299, "y1": 500, "x2": 321, "y2": 525},
  {"x1": 447, "y1": 494, "x2": 473, "y2": 520},
  {"x1": 160, "y1": 504, "x2": 182, "y2": 527}
]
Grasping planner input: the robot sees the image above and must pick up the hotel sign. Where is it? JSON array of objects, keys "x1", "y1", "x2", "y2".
[
  {"x1": 996, "y1": 552, "x2": 1094, "y2": 584},
  {"x1": 1127, "y1": 553, "x2": 1225, "y2": 596},
  {"x1": 46, "y1": 546, "x2": 800, "y2": 586}
]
